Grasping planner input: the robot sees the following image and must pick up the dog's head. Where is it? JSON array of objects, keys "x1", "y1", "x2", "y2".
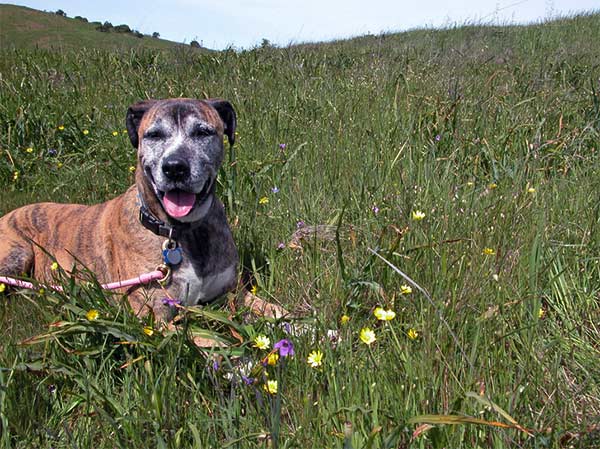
[{"x1": 126, "y1": 98, "x2": 236, "y2": 223}]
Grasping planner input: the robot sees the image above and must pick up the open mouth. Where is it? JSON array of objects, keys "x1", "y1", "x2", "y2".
[{"x1": 159, "y1": 178, "x2": 213, "y2": 219}]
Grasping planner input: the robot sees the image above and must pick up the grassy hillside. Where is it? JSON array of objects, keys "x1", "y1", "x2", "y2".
[
  {"x1": 0, "y1": 3, "x2": 199, "y2": 51},
  {"x1": 0, "y1": 11, "x2": 600, "y2": 449}
]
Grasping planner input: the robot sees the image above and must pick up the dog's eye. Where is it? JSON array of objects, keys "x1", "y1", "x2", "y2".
[
  {"x1": 144, "y1": 130, "x2": 166, "y2": 140},
  {"x1": 190, "y1": 126, "x2": 215, "y2": 139}
]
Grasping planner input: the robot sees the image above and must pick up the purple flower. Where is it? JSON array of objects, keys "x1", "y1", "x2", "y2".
[
  {"x1": 372, "y1": 205, "x2": 379, "y2": 215},
  {"x1": 273, "y1": 339, "x2": 295, "y2": 357},
  {"x1": 271, "y1": 186, "x2": 280, "y2": 194},
  {"x1": 212, "y1": 359, "x2": 219, "y2": 371},
  {"x1": 162, "y1": 297, "x2": 181, "y2": 307},
  {"x1": 241, "y1": 375, "x2": 255, "y2": 385},
  {"x1": 277, "y1": 242, "x2": 285, "y2": 250},
  {"x1": 47, "y1": 148, "x2": 58, "y2": 157},
  {"x1": 296, "y1": 220, "x2": 305, "y2": 229},
  {"x1": 435, "y1": 134, "x2": 441, "y2": 142},
  {"x1": 278, "y1": 143, "x2": 287, "y2": 150}
]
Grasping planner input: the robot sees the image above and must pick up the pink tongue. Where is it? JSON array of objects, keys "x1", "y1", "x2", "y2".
[{"x1": 163, "y1": 190, "x2": 196, "y2": 218}]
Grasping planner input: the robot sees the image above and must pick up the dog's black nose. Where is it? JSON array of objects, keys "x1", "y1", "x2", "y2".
[{"x1": 162, "y1": 156, "x2": 190, "y2": 181}]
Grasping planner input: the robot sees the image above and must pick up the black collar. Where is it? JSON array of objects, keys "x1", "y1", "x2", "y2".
[{"x1": 139, "y1": 202, "x2": 206, "y2": 240}]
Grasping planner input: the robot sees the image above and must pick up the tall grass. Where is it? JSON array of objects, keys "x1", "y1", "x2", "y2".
[{"x1": 1, "y1": 13, "x2": 600, "y2": 448}]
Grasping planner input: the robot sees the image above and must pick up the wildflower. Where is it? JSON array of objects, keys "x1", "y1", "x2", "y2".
[
  {"x1": 528, "y1": 187, "x2": 536, "y2": 193},
  {"x1": 435, "y1": 134, "x2": 441, "y2": 141},
  {"x1": 492, "y1": 273, "x2": 499, "y2": 282},
  {"x1": 271, "y1": 186, "x2": 279, "y2": 194},
  {"x1": 162, "y1": 297, "x2": 181, "y2": 307},
  {"x1": 340, "y1": 314, "x2": 350, "y2": 325},
  {"x1": 112, "y1": 131, "x2": 119, "y2": 136},
  {"x1": 482, "y1": 247, "x2": 495, "y2": 256},
  {"x1": 12, "y1": 171, "x2": 19, "y2": 181},
  {"x1": 58, "y1": 125, "x2": 65, "y2": 131},
  {"x1": 407, "y1": 328, "x2": 419, "y2": 340},
  {"x1": 296, "y1": 220, "x2": 305, "y2": 228},
  {"x1": 82, "y1": 129, "x2": 89, "y2": 135},
  {"x1": 0, "y1": 283, "x2": 5, "y2": 293},
  {"x1": 359, "y1": 327, "x2": 376, "y2": 345},
  {"x1": 86, "y1": 309, "x2": 100, "y2": 321},
  {"x1": 412, "y1": 210, "x2": 426, "y2": 220},
  {"x1": 307, "y1": 349, "x2": 324, "y2": 368},
  {"x1": 264, "y1": 379, "x2": 278, "y2": 395},
  {"x1": 259, "y1": 196, "x2": 269, "y2": 204},
  {"x1": 277, "y1": 242, "x2": 285, "y2": 250},
  {"x1": 538, "y1": 308, "x2": 545, "y2": 319},
  {"x1": 488, "y1": 182, "x2": 497, "y2": 190},
  {"x1": 122, "y1": 129, "x2": 128, "y2": 134},
  {"x1": 57, "y1": 162, "x2": 63, "y2": 169},
  {"x1": 143, "y1": 326, "x2": 154, "y2": 336},
  {"x1": 266, "y1": 353, "x2": 279, "y2": 366},
  {"x1": 50, "y1": 262, "x2": 59, "y2": 271},
  {"x1": 128, "y1": 166, "x2": 136, "y2": 173},
  {"x1": 241, "y1": 375, "x2": 255, "y2": 385},
  {"x1": 26, "y1": 147, "x2": 33, "y2": 153},
  {"x1": 47, "y1": 148, "x2": 57, "y2": 157},
  {"x1": 250, "y1": 284, "x2": 258, "y2": 295},
  {"x1": 372, "y1": 205, "x2": 379, "y2": 215},
  {"x1": 467, "y1": 181, "x2": 474, "y2": 187},
  {"x1": 253, "y1": 335, "x2": 270, "y2": 350},
  {"x1": 400, "y1": 284, "x2": 413, "y2": 294},
  {"x1": 279, "y1": 143, "x2": 287, "y2": 150},
  {"x1": 374, "y1": 307, "x2": 396, "y2": 321},
  {"x1": 274, "y1": 339, "x2": 295, "y2": 357}
]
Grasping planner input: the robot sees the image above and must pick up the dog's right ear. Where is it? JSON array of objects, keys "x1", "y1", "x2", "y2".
[{"x1": 126, "y1": 100, "x2": 157, "y2": 148}]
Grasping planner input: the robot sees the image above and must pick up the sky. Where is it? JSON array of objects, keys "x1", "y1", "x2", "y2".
[{"x1": 10, "y1": 0, "x2": 600, "y2": 50}]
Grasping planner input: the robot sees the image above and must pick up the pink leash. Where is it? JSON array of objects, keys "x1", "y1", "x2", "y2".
[{"x1": 0, "y1": 269, "x2": 167, "y2": 293}]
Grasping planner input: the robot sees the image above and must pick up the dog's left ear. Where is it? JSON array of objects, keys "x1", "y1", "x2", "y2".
[
  {"x1": 126, "y1": 100, "x2": 158, "y2": 149},
  {"x1": 206, "y1": 99, "x2": 237, "y2": 146}
]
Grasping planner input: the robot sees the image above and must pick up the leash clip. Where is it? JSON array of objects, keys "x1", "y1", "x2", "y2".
[{"x1": 156, "y1": 264, "x2": 172, "y2": 286}]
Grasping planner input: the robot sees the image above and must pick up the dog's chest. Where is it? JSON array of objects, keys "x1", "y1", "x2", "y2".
[{"x1": 172, "y1": 261, "x2": 236, "y2": 305}]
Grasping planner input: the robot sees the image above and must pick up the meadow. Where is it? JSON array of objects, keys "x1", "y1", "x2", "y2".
[{"x1": 1, "y1": 12, "x2": 600, "y2": 448}]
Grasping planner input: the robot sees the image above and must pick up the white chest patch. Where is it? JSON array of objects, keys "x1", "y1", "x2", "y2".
[{"x1": 174, "y1": 263, "x2": 236, "y2": 305}]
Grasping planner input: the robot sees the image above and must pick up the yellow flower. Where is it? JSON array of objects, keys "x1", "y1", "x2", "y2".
[
  {"x1": 82, "y1": 129, "x2": 89, "y2": 135},
  {"x1": 50, "y1": 262, "x2": 59, "y2": 271},
  {"x1": 57, "y1": 162, "x2": 63, "y2": 168},
  {"x1": 527, "y1": 187, "x2": 536, "y2": 194},
  {"x1": 307, "y1": 349, "x2": 324, "y2": 368},
  {"x1": 359, "y1": 327, "x2": 376, "y2": 345},
  {"x1": 128, "y1": 166, "x2": 136, "y2": 173},
  {"x1": 58, "y1": 125, "x2": 65, "y2": 131},
  {"x1": 407, "y1": 328, "x2": 419, "y2": 340},
  {"x1": 12, "y1": 171, "x2": 19, "y2": 181},
  {"x1": 267, "y1": 352, "x2": 279, "y2": 366},
  {"x1": 250, "y1": 284, "x2": 258, "y2": 295},
  {"x1": 400, "y1": 284, "x2": 413, "y2": 295},
  {"x1": 143, "y1": 326, "x2": 154, "y2": 336},
  {"x1": 253, "y1": 335, "x2": 270, "y2": 350},
  {"x1": 374, "y1": 307, "x2": 396, "y2": 321},
  {"x1": 112, "y1": 131, "x2": 119, "y2": 136},
  {"x1": 0, "y1": 283, "x2": 5, "y2": 293},
  {"x1": 86, "y1": 309, "x2": 100, "y2": 321},
  {"x1": 466, "y1": 181, "x2": 474, "y2": 187},
  {"x1": 259, "y1": 196, "x2": 269, "y2": 205},
  {"x1": 264, "y1": 379, "x2": 278, "y2": 395},
  {"x1": 482, "y1": 247, "x2": 495, "y2": 256},
  {"x1": 122, "y1": 129, "x2": 128, "y2": 134},
  {"x1": 538, "y1": 308, "x2": 545, "y2": 319},
  {"x1": 412, "y1": 210, "x2": 426, "y2": 220},
  {"x1": 488, "y1": 182, "x2": 497, "y2": 190},
  {"x1": 26, "y1": 147, "x2": 33, "y2": 153},
  {"x1": 340, "y1": 314, "x2": 350, "y2": 325}
]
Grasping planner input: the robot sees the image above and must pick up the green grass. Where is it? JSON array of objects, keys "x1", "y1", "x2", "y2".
[
  {"x1": 1, "y1": 11, "x2": 600, "y2": 449},
  {"x1": 0, "y1": 4, "x2": 204, "y2": 51}
]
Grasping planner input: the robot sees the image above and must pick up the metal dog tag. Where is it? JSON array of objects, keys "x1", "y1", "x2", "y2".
[{"x1": 162, "y1": 239, "x2": 183, "y2": 266}]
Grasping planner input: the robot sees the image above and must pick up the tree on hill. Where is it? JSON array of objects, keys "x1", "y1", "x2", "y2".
[
  {"x1": 54, "y1": 9, "x2": 66, "y2": 17},
  {"x1": 152, "y1": 32, "x2": 160, "y2": 38},
  {"x1": 190, "y1": 40, "x2": 201, "y2": 48}
]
